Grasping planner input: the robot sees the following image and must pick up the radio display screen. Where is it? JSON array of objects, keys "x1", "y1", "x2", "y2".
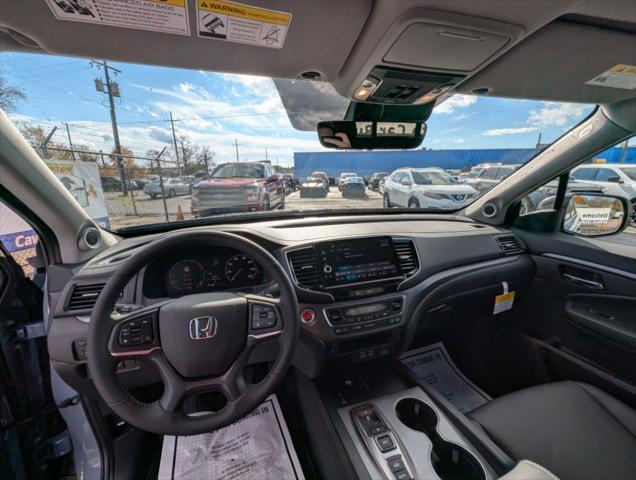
[{"x1": 317, "y1": 236, "x2": 403, "y2": 288}]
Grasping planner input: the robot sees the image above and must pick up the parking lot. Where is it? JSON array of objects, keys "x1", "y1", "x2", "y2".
[{"x1": 104, "y1": 189, "x2": 635, "y2": 248}]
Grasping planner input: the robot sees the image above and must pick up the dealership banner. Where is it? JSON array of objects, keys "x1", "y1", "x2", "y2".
[{"x1": 1, "y1": 159, "x2": 110, "y2": 253}]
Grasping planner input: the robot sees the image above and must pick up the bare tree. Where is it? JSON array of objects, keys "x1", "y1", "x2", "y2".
[{"x1": 0, "y1": 77, "x2": 26, "y2": 112}]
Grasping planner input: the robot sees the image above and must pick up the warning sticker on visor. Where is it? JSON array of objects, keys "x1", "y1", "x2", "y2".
[
  {"x1": 586, "y1": 64, "x2": 636, "y2": 90},
  {"x1": 45, "y1": 0, "x2": 189, "y2": 36},
  {"x1": 196, "y1": 0, "x2": 292, "y2": 49}
]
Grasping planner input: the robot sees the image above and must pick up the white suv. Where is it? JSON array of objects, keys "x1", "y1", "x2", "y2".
[
  {"x1": 571, "y1": 164, "x2": 636, "y2": 215},
  {"x1": 383, "y1": 168, "x2": 478, "y2": 209}
]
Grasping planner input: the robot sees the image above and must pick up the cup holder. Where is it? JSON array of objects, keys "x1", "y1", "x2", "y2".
[{"x1": 395, "y1": 398, "x2": 485, "y2": 480}]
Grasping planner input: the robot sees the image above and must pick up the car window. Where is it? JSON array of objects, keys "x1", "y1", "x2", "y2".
[
  {"x1": 594, "y1": 168, "x2": 619, "y2": 182},
  {"x1": 1, "y1": 51, "x2": 597, "y2": 229},
  {"x1": 497, "y1": 167, "x2": 516, "y2": 179},
  {"x1": 0, "y1": 203, "x2": 43, "y2": 281},
  {"x1": 212, "y1": 164, "x2": 264, "y2": 178},
  {"x1": 391, "y1": 172, "x2": 403, "y2": 182},
  {"x1": 571, "y1": 168, "x2": 597, "y2": 180},
  {"x1": 412, "y1": 171, "x2": 454, "y2": 185},
  {"x1": 481, "y1": 168, "x2": 499, "y2": 179},
  {"x1": 620, "y1": 167, "x2": 636, "y2": 181}
]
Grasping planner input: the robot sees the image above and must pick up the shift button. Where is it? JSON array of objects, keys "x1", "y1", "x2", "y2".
[{"x1": 375, "y1": 434, "x2": 396, "y2": 452}]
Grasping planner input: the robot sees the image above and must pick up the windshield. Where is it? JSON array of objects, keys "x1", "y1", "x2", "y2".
[
  {"x1": 1, "y1": 52, "x2": 597, "y2": 231},
  {"x1": 212, "y1": 163, "x2": 264, "y2": 179},
  {"x1": 412, "y1": 170, "x2": 455, "y2": 185},
  {"x1": 621, "y1": 167, "x2": 636, "y2": 180}
]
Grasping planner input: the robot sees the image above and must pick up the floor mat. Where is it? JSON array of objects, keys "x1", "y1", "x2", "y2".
[
  {"x1": 158, "y1": 394, "x2": 304, "y2": 480},
  {"x1": 400, "y1": 342, "x2": 491, "y2": 413}
]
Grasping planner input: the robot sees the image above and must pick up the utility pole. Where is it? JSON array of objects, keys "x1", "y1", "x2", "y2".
[
  {"x1": 170, "y1": 112, "x2": 180, "y2": 169},
  {"x1": 619, "y1": 139, "x2": 629, "y2": 163},
  {"x1": 203, "y1": 153, "x2": 209, "y2": 173},
  {"x1": 235, "y1": 138, "x2": 240, "y2": 162},
  {"x1": 65, "y1": 123, "x2": 77, "y2": 161},
  {"x1": 39, "y1": 126, "x2": 58, "y2": 158},
  {"x1": 92, "y1": 60, "x2": 127, "y2": 193}
]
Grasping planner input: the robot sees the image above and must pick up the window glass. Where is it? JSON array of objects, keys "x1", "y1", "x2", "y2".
[
  {"x1": 571, "y1": 168, "x2": 597, "y2": 180},
  {"x1": 594, "y1": 168, "x2": 619, "y2": 182},
  {"x1": 481, "y1": 168, "x2": 499, "y2": 179},
  {"x1": 0, "y1": 203, "x2": 42, "y2": 280},
  {"x1": 412, "y1": 170, "x2": 454, "y2": 185}
]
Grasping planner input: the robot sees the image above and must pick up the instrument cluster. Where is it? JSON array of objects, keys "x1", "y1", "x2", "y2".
[{"x1": 143, "y1": 247, "x2": 266, "y2": 297}]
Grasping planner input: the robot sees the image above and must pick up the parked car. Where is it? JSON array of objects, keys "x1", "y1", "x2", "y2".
[
  {"x1": 463, "y1": 164, "x2": 521, "y2": 195},
  {"x1": 571, "y1": 164, "x2": 636, "y2": 204},
  {"x1": 368, "y1": 172, "x2": 390, "y2": 191},
  {"x1": 341, "y1": 176, "x2": 366, "y2": 197},
  {"x1": 521, "y1": 179, "x2": 606, "y2": 215},
  {"x1": 337, "y1": 172, "x2": 357, "y2": 191},
  {"x1": 299, "y1": 176, "x2": 328, "y2": 198},
  {"x1": 383, "y1": 168, "x2": 478, "y2": 209},
  {"x1": 191, "y1": 162, "x2": 284, "y2": 217},
  {"x1": 99, "y1": 176, "x2": 123, "y2": 192},
  {"x1": 143, "y1": 177, "x2": 191, "y2": 199},
  {"x1": 281, "y1": 174, "x2": 300, "y2": 193},
  {"x1": 378, "y1": 176, "x2": 387, "y2": 194},
  {"x1": 309, "y1": 171, "x2": 330, "y2": 191}
]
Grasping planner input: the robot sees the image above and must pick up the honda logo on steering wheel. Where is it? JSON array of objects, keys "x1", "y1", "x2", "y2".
[{"x1": 189, "y1": 316, "x2": 217, "y2": 340}]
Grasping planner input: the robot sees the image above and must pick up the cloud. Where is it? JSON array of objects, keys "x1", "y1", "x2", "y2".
[
  {"x1": 527, "y1": 102, "x2": 588, "y2": 127},
  {"x1": 454, "y1": 138, "x2": 465, "y2": 144},
  {"x1": 434, "y1": 95, "x2": 477, "y2": 114},
  {"x1": 483, "y1": 127, "x2": 538, "y2": 136}
]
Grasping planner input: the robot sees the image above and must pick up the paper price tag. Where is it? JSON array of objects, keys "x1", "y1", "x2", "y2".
[{"x1": 493, "y1": 281, "x2": 515, "y2": 314}]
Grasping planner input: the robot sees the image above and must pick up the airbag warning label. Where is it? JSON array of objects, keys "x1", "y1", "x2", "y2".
[
  {"x1": 196, "y1": 0, "x2": 291, "y2": 49},
  {"x1": 45, "y1": 0, "x2": 189, "y2": 36}
]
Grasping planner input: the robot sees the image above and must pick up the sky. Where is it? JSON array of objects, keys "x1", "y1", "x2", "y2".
[{"x1": 1, "y1": 52, "x2": 598, "y2": 168}]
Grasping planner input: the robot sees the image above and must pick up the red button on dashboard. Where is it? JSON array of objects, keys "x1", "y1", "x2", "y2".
[{"x1": 301, "y1": 308, "x2": 315, "y2": 324}]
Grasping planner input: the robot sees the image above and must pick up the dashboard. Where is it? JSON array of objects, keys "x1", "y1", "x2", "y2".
[
  {"x1": 142, "y1": 247, "x2": 267, "y2": 297},
  {"x1": 47, "y1": 215, "x2": 534, "y2": 395}
]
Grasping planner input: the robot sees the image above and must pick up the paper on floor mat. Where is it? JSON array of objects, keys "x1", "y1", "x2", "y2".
[
  {"x1": 158, "y1": 394, "x2": 304, "y2": 480},
  {"x1": 400, "y1": 342, "x2": 491, "y2": 413}
]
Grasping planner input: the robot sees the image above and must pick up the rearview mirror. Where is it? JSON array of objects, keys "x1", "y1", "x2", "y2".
[
  {"x1": 317, "y1": 121, "x2": 426, "y2": 150},
  {"x1": 562, "y1": 194, "x2": 629, "y2": 237}
]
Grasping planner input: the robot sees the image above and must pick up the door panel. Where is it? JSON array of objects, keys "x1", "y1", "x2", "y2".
[{"x1": 513, "y1": 228, "x2": 636, "y2": 405}]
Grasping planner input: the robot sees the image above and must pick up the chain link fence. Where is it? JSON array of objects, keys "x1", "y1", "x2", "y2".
[{"x1": 34, "y1": 146, "x2": 214, "y2": 229}]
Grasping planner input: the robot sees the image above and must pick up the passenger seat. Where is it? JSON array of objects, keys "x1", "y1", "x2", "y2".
[{"x1": 469, "y1": 381, "x2": 636, "y2": 480}]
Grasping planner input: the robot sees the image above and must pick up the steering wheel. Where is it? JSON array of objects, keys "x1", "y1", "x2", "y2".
[{"x1": 87, "y1": 231, "x2": 299, "y2": 435}]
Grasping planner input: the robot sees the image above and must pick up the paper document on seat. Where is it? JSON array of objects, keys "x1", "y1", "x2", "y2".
[
  {"x1": 158, "y1": 394, "x2": 304, "y2": 480},
  {"x1": 401, "y1": 342, "x2": 490, "y2": 413}
]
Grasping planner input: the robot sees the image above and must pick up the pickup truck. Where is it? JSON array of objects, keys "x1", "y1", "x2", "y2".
[{"x1": 191, "y1": 162, "x2": 285, "y2": 217}]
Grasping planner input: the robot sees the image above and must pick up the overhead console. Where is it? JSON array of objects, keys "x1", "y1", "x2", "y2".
[{"x1": 346, "y1": 9, "x2": 523, "y2": 105}]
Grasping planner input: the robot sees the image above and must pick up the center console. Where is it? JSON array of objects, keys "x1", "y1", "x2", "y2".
[
  {"x1": 339, "y1": 387, "x2": 495, "y2": 480},
  {"x1": 287, "y1": 236, "x2": 419, "y2": 362}
]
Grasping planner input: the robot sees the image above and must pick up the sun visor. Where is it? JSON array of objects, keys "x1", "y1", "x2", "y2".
[{"x1": 458, "y1": 20, "x2": 636, "y2": 104}]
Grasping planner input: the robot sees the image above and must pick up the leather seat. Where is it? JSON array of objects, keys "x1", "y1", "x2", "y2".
[{"x1": 469, "y1": 381, "x2": 636, "y2": 480}]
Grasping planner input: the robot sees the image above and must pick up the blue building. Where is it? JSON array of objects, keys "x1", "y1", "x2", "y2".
[{"x1": 294, "y1": 146, "x2": 636, "y2": 180}]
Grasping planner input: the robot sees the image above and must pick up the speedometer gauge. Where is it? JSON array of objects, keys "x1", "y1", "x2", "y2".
[
  {"x1": 224, "y1": 254, "x2": 260, "y2": 284},
  {"x1": 168, "y1": 260, "x2": 204, "y2": 293}
]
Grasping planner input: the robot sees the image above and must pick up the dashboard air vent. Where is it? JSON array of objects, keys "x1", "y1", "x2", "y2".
[
  {"x1": 288, "y1": 248, "x2": 320, "y2": 288},
  {"x1": 394, "y1": 239, "x2": 419, "y2": 278},
  {"x1": 67, "y1": 283, "x2": 105, "y2": 311},
  {"x1": 495, "y1": 235, "x2": 523, "y2": 254}
]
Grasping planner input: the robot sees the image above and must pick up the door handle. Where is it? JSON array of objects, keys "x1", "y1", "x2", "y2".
[{"x1": 561, "y1": 272, "x2": 604, "y2": 290}]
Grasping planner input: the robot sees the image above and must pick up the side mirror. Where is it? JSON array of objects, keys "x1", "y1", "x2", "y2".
[
  {"x1": 606, "y1": 175, "x2": 623, "y2": 184},
  {"x1": 400, "y1": 179, "x2": 412, "y2": 186},
  {"x1": 562, "y1": 194, "x2": 629, "y2": 237}
]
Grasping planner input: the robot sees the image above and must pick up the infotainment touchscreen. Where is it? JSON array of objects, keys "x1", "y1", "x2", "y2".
[{"x1": 316, "y1": 236, "x2": 403, "y2": 288}]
